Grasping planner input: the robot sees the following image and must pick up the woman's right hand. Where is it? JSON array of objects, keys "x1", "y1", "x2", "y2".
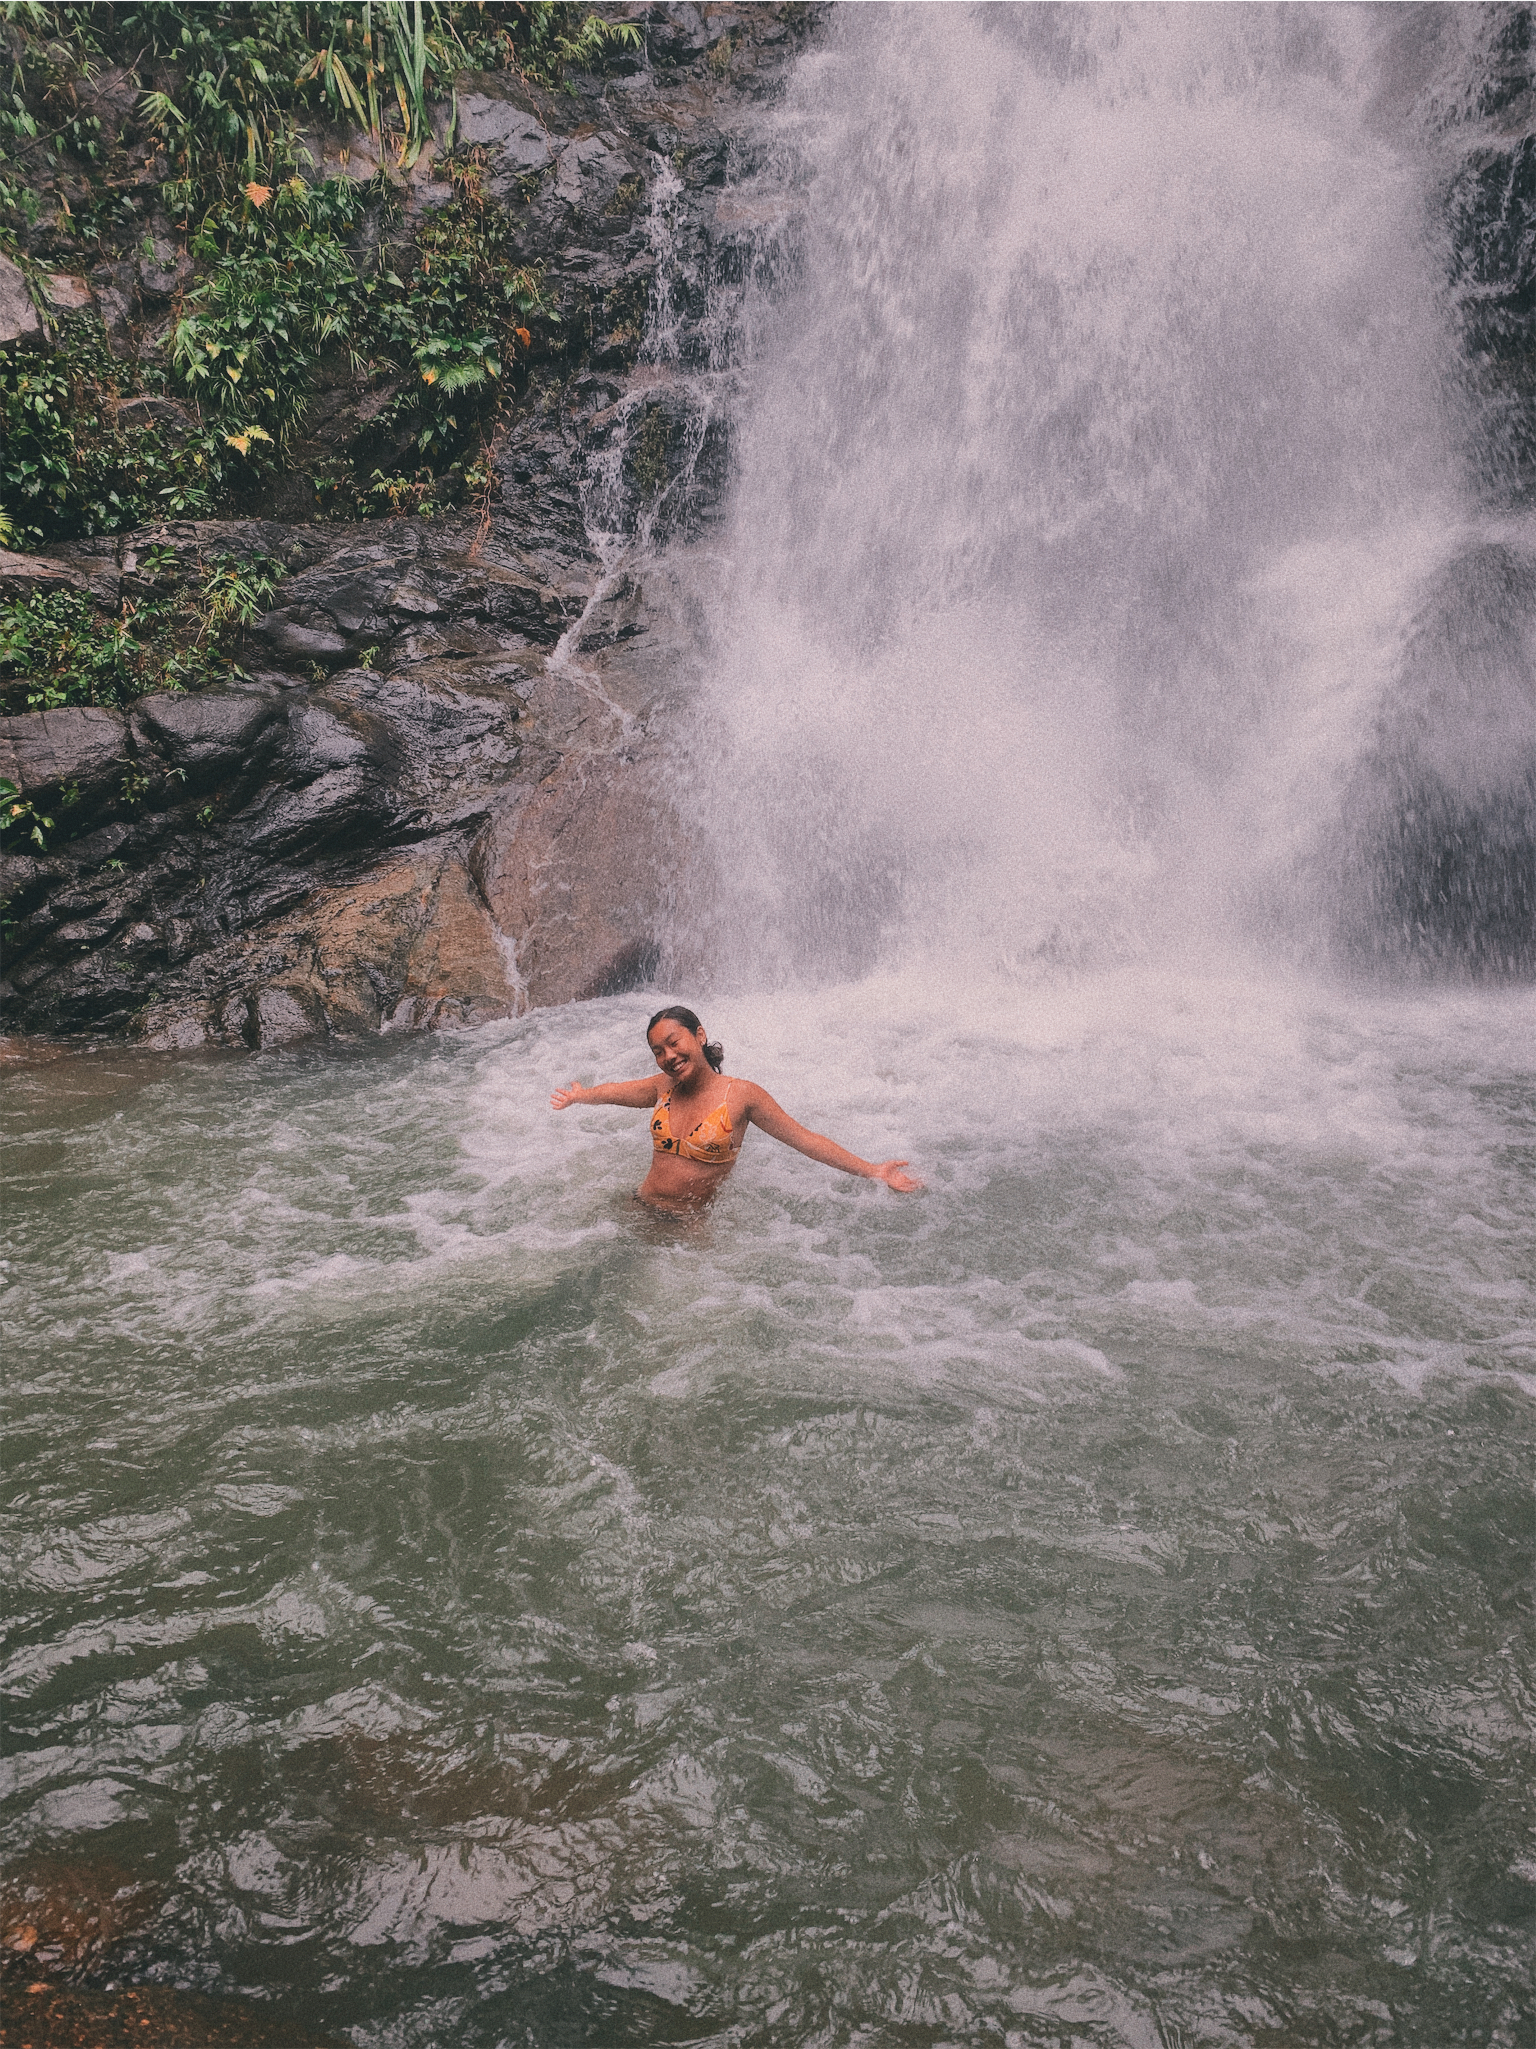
[{"x1": 550, "y1": 1082, "x2": 587, "y2": 1110}]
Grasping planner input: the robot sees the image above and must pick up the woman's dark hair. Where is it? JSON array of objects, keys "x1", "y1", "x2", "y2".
[{"x1": 647, "y1": 1004, "x2": 724, "y2": 1072}]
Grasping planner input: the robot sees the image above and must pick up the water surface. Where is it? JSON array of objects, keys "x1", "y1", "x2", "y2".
[{"x1": 4, "y1": 972, "x2": 1532, "y2": 2046}]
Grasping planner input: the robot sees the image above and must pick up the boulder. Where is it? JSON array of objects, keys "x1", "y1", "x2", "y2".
[
  {"x1": 136, "y1": 225, "x2": 191, "y2": 302},
  {"x1": 43, "y1": 273, "x2": 92, "y2": 313},
  {"x1": 0, "y1": 707, "x2": 128, "y2": 801},
  {"x1": 475, "y1": 756, "x2": 675, "y2": 1008},
  {"x1": 455, "y1": 88, "x2": 553, "y2": 174},
  {"x1": 0, "y1": 255, "x2": 42, "y2": 345},
  {"x1": 1330, "y1": 542, "x2": 1536, "y2": 974},
  {"x1": 114, "y1": 393, "x2": 197, "y2": 443},
  {"x1": 131, "y1": 690, "x2": 283, "y2": 787},
  {"x1": 247, "y1": 984, "x2": 322, "y2": 1049},
  {"x1": 253, "y1": 611, "x2": 356, "y2": 664},
  {"x1": 0, "y1": 550, "x2": 88, "y2": 602}
]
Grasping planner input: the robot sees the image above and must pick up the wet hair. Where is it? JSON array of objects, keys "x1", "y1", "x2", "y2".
[{"x1": 647, "y1": 1004, "x2": 724, "y2": 1072}]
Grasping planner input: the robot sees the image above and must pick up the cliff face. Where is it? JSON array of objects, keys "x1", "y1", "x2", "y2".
[{"x1": 0, "y1": 5, "x2": 811, "y2": 1049}]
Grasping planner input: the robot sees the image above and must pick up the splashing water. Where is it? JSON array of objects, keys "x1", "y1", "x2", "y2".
[
  {"x1": 4, "y1": 976, "x2": 1533, "y2": 2046},
  {"x1": 680, "y1": 4, "x2": 1533, "y2": 984}
]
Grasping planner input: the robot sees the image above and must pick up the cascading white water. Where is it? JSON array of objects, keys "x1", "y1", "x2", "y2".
[{"x1": 677, "y1": 3, "x2": 1529, "y2": 986}]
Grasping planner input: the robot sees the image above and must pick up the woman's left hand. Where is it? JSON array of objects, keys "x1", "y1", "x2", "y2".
[{"x1": 872, "y1": 1160, "x2": 923, "y2": 1192}]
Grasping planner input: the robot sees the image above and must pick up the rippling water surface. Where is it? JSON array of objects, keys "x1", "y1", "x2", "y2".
[{"x1": 3, "y1": 971, "x2": 1533, "y2": 2046}]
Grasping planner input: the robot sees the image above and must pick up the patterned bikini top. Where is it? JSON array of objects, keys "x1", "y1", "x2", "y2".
[{"x1": 650, "y1": 1085, "x2": 736, "y2": 1165}]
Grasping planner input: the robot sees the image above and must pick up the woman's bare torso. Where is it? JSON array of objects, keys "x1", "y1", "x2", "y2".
[{"x1": 637, "y1": 1076, "x2": 744, "y2": 1209}]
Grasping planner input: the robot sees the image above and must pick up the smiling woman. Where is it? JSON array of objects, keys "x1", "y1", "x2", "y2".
[{"x1": 550, "y1": 1004, "x2": 924, "y2": 1211}]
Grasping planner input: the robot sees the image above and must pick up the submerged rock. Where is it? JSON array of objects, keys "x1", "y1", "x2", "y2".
[{"x1": 0, "y1": 1980, "x2": 343, "y2": 2046}]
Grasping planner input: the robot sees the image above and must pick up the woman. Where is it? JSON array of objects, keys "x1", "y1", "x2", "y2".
[{"x1": 551, "y1": 1005, "x2": 923, "y2": 1211}]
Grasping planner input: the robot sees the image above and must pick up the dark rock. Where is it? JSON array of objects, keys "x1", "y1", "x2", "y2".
[
  {"x1": 0, "y1": 253, "x2": 42, "y2": 345},
  {"x1": 254, "y1": 611, "x2": 356, "y2": 664},
  {"x1": 233, "y1": 766, "x2": 387, "y2": 857},
  {"x1": 0, "y1": 707, "x2": 128, "y2": 803},
  {"x1": 1330, "y1": 542, "x2": 1536, "y2": 974},
  {"x1": 455, "y1": 86, "x2": 554, "y2": 175},
  {"x1": 0, "y1": 850, "x2": 75, "y2": 923},
  {"x1": 131, "y1": 690, "x2": 282, "y2": 783},
  {"x1": 114, "y1": 392, "x2": 197, "y2": 443},
  {"x1": 76, "y1": 62, "x2": 144, "y2": 153},
  {"x1": 643, "y1": 3, "x2": 715, "y2": 66},
  {"x1": 65, "y1": 820, "x2": 134, "y2": 864},
  {"x1": 117, "y1": 520, "x2": 331, "y2": 579},
  {"x1": 0, "y1": 550, "x2": 88, "y2": 602},
  {"x1": 577, "y1": 571, "x2": 645, "y2": 650},
  {"x1": 36, "y1": 536, "x2": 123, "y2": 606},
  {"x1": 136, "y1": 221, "x2": 191, "y2": 302},
  {"x1": 248, "y1": 983, "x2": 323, "y2": 1048},
  {"x1": 1, "y1": 5, "x2": 820, "y2": 1048}
]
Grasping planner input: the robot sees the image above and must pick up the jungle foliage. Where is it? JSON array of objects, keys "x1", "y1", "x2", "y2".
[
  {"x1": 0, "y1": 551, "x2": 285, "y2": 720},
  {"x1": 0, "y1": 2, "x2": 641, "y2": 549}
]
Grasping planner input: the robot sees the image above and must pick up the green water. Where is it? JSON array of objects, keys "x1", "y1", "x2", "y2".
[{"x1": 3, "y1": 973, "x2": 1533, "y2": 2046}]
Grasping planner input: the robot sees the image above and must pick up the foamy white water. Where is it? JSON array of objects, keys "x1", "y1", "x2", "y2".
[
  {"x1": 680, "y1": 4, "x2": 1532, "y2": 985},
  {"x1": 5, "y1": 969, "x2": 1534, "y2": 2044}
]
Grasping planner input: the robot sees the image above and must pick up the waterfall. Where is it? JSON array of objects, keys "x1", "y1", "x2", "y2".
[{"x1": 666, "y1": 3, "x2": 1534, "y2": 989}]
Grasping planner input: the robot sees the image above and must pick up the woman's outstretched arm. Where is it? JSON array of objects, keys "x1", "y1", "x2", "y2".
[
  {"x1": 551, "y1": 1077, "x2": 662, "y2": 1111},
  {"x1": 739, "y1": 1083, "x2": 923, "y2": 1192}
]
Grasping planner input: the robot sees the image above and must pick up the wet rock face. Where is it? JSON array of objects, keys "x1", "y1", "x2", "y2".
[
  {"x1": 1332, "y1": 544, "x2": 1536, "y2": 975},
  {"x1": 0, "y1": 252, "x2": 44, "y2": 344},
  {"x1": 0, "y1": 7, "x2": 817, "y2": 1051},
  {"x1": 0, "y1": 519, "x2": 688, "y2": 1046}
]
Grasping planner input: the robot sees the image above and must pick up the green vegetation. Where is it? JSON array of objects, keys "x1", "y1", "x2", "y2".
[
  {"x1": 631, "y1": 405, "x2": 671, "y2": 498},
  {"x1": 0, "y1": 2, "x2": 642, "y2": 548},
  {"x1": 171, "y1": 173, "x2": 372, "y2": 445},
  {"x1": 0, "y1": 553, "x2": 285, "y2": 717},
  {"x1": 1, "y1": 323, "x2": 228, "y2": 545},
  {"x1": 0, "y1": 772, "x2": 58, "y2": 849}
]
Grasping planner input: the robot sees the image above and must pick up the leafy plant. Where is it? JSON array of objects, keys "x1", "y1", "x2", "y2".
[
  {"x1": 0, "y1": 774, "x2": 54, "y2": 850},
  {"x1": 382, "y1": 0, "x2": 434, "y2": 167},
  {"x1": 0, "y1": 3, "x2": 645, "y2": 545},
  {"x1": 171, "y1": 174, "x2": 371, "y2": 445},
  {"x1": 368, "y1": 187, "x2": 553, "y2": 469},
  {"x1": 0, "y1": 588, "x2": 146, "y2": 710},
  {"x1": 138, "y1": 542, "x2": 180, "y2": 583},
  {"x1": 0, "y1": 332, "x2": 225, "y2": 546},
  {"x1": 506, "y1": 4, "x2": 641, "y2": 89},
  {"x1": 0, "y1": 553, "x2": 285, "y2": 714}
]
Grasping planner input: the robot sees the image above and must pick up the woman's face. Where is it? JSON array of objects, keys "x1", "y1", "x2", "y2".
[{"x1": 648, "y1": 1020, "x2": 708, "y2": 1085}]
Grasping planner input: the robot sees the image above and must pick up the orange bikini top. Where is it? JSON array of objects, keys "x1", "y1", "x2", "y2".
[{"x1": 651, "y1": 1084, "x2": 736, "y2": 1165}]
